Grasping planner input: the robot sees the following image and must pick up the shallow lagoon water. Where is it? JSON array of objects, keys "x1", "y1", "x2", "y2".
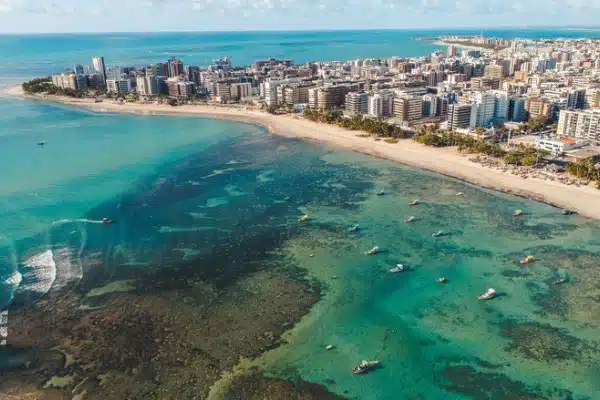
[{"x1": 1, "y1": 100, "x2": 600, "y2": 399}]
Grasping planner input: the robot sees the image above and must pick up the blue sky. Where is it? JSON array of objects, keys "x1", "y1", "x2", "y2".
[{"x1": 0, "y1": 0, "x2": 599, "y2": 33}]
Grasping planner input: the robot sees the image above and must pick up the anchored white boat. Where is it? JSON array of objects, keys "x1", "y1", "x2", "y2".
[
  {"x1": 478, "y1": 288, "x2": 496, "y2": 300},
  {"x1": 389, "y1": 264, "x2": 404, "y2": 273},
  {"x1": 366, "y1": 246, "x2": 379, "y2": 255},
  {"x1": 299, "y1": 214, "x2": 309, "y2": 222},
  {"x1": 376, "y1": 190, "x2": 385, "y2": 196},
  {"x1": 352, "y1": 360, "x2": 380, "y2": 374},
  {"x1": 432, "y1": 230, "x2": 443, "y2": 237},
  {"x1": 404, "y1": 216, "x2": 415, "y2": 223}
]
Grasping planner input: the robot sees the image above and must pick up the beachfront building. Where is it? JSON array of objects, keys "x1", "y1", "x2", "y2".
[
  {"x1": 51, "y1": 73, "x2": 78, "y2": 90},
  {"x1": 448, "y1": 104, "x2": 476, "y2": 131},
  {"x1": 309, "y1": 84, "x2": 359, "y2": 111},
  {"x1": 464, "y1": 92, "x2": 495, "y2": 128},
  {"x1": 368, "y1": 91, "x2": 394, "y2": 117},
  {"x1": 166, "y1": 78, "x2": 196, "y2": 99},
  {"x1": 556, "y1": 109, "x2": 600, "y2": 144},
  {"x1": 92, "y1": 56, "x2": 106, "y2": 82},
  {"x1": 106, "y1": 78, "x2": 134, "y2": 94},
  {"x1": 229, "y1": 82, "x2": 251, "y2": 101},
  {"x1": 492, "y1": 91, "x2": 510, "y2": 124},
  {"x1": 345, "y1": 91, "x2": 369, "y2": 115},
  {"x1": 264, "y1": 80, "x2": 283, "y2": 106},
  {"x1": 281, "y1": 82, "x2": 315, "y2": 105},
  {"x1": 393, "y1": 95, "x2": 423, "y2": 122},
  {"x1": 534, "y1": 137, "x2": 581, "y2": 155}
]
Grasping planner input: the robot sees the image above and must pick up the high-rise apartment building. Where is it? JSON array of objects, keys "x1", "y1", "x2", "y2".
[
  {"x1": 525, "y1": 97, "x2": 552, "y2": 119},
  {"x1": 567, "y1": 89, "x2": 586, "y2": 109},
  {"x1": 422, "y1": 94, "x2": 439, "y2": 117},
  {"x1": 368, "y1": 91, "x2": 394, "y2": 117},
  {"x1": 584, "y1": 88, "x2": 600, "y2": 109},
  {"x1": 508, "y1": 97, "x2": 526, "y2": 122},
  {"x1": 393, "y1": 96, "x2": 423, "y2": 122},
  {"x1": 106, "y1": 78, "x2": 134, "y2": 94},
  {"x1": 447, "y1": 45, "x2": 457, "y2": 57},
  {"x1": 309, "y1": 84, "x2": 358, "y2": 110},
  {"x1": 92, "y1": 56, "x2": 106, "y2": 82},
  {"x1": 282, "y1": 83, "x2": 315, "y2": 105},
  {"x1": 448, "y1": 104, "x2": 476, "y2": 130},
  {"x1": 168, "y1": 58, "x2": 185, "y2": 78},
  {"x1": 556, "y1": 109, "x2": 600, "y2": 144},
  {"x1": 230, "y1": 82, "x2": 252, "y2": 101},
  {"x1": 74, "y1": 64, "x2": 84, "y2": 75},
  {"x1": 467, "y1": 92, "x2": 496, "y2": 127},
  {"x1": 166, "y1": 78, "x2": 196, "y2": 99},
  {"x1": 484, "y1": 64, "x2": 503, "y2": 80},
  {"x1": 492, "y1": 91, "x2": 510, "y2": 124},
  {"x1": 345, "y1": 92, "x2": 369, "y2": 115}
]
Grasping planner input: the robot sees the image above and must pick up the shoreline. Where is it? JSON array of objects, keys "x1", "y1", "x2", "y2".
[{"x1": 5, "y1": 85, "x2": 600, "y2": 220}]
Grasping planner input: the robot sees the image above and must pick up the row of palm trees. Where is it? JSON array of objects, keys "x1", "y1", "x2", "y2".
[
  {"x1": 302, "y1": 108, "x2": 411, "y2": 138},
  {"x1": 566, "y1": 159, "x2": 600, "y2": 182}
]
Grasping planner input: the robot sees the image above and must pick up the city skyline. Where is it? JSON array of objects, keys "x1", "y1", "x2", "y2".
[{"x1": 2, "y1": 0, "x2": 600, "y2": 34}]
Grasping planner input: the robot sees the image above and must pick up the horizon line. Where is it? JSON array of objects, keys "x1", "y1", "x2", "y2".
[{"x1": 2, "y1": 26, "x2": 600, "y2": 36}]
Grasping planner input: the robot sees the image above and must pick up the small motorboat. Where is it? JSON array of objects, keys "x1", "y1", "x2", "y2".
[
  {"x1": 404, "y1": 216, "x2": 415, "y2": 223},
  {"x1": 437, "y1": 277, "x2": 448, "y2": 283},
  {"x1": 432, "y1": 230, "x2": 443, "y2": 237},
  {"x1": 520, "y1": 255, "x2": 535, "y2": 264},
  {"x1": 37, "y1": 140, "x2": 45, "y2": 146},
  {"x1": 299, "y1": 214, "x2": 310, "y2": 222},
  {"x1": 366, "y1": 246, "x2": 379, "y2": 255},
  {"x1": 352, "y1": 360, "x2": 380, "y2": 374},
  {"x1": 478, "y1": 288, "x2": 496, "y2": 300},
  {"x1": 101, "y1": 217, "x2": 113, "y2": 225},
  {"x1": 409, "y1": 200, "x2": 419, "y2": 206},
  {"x1": 326, "y1": 345, "x2": 334, "y2": 350},
  {"x1": 376, "y1": 190, "x2": 385, "y2": 196},
  {"x1": 512, "y1": 209, "x2": 523, "y2": 217},
  {"x1": 332, "y1": 275, "x2": 338, "y2": 280},
  {"x1": 348, "y1": 224, "x2": 361, "y2": 232},
  {"x1": 553, "y1": 278, "x2": 568, "y2": 285},
  {"x1": 456, "y1": 192, "x2": 463, "y2": 196},
  {"x1": 389, "y1": 264, "x2": 404, "y2": 273},
  {"x1": 309, "y1": 254, "x2": 315, "y2": 258},
  {"x1": 562, "y1": 209, "x2": 577, "y2": 216}
]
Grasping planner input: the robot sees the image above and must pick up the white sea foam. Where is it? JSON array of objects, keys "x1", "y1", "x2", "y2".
[
  {"x1": 20, "y1": 250, "x2": 57, "y2": 295},
  {"x1": 3, "y1": 271, "x2": 22, "y2": 287}
]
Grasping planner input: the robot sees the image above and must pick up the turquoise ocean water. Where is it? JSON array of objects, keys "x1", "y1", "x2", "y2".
[{"x1": 2, "y1": 30, "x2": 600, "y2": 399}]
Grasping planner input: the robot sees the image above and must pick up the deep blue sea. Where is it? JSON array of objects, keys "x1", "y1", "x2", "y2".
[{"x1": 2, "y1": 29, "x2": 600, "y2": 399}]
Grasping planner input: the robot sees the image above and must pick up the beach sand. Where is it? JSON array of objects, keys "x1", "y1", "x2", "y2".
[{"x1": 5, "y1": 85, "x2": 600, "y2": 220}]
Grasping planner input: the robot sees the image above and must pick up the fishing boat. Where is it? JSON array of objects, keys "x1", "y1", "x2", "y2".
[
  {"x1": 37, "y1": 140, "x2": 45, "y2": 146},
  {"x1": 404, "y1": 216, "x2": 415, "y2": 223},
  {"x1": 478, "y1": 288, "x2": 496, "y2": 300},
  {"x1": 437, "y1": 276, "x2": 448, "y2": 283},
  {"x1": 409, "y1": 200, "x2": 419, "y2": 206},
  {"x1": 432, "y1": 230, "x2": 443, "y2": 237},
  {"x1": 553, "y1": 278, "x2": 568, "y2": 285},
  {"x1": 298, "y1": 214, "x2": 309, "y2": 222},
  {"x1": 352, "y1": 360, "x2": 380, "y2": 374},
  {"x1": 366, "y1": 246, "x2": 379, "y2": 255},
  {"x1": 562, "y1": 209, "x2": 577, "y2": 215},
  {"x1": 101, "y1": 218, "x2": 113, "y2": 225},
  {"x1": 512, "y1": 209, "x2": 523, "y2": 217},
  {"x1": 389, "y1": 264, "x2": 404, "y2": 273},
  {"x1": 376, "y1": 190, "x2": 385, "y2": 196},
  {"x1": 348, "y1": 224, "x2": 360, "y2": 232},
  {"x1": 456, "y1": 192, "x2": 463, "y2": 196},
  {"x1": 520, "y1": 255, "x2": 535, "y2": 264}
]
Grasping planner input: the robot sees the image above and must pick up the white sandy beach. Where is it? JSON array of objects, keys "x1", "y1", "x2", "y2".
[{"x1": 5, "y1": 85, "x2": 600, "y2": 220}]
